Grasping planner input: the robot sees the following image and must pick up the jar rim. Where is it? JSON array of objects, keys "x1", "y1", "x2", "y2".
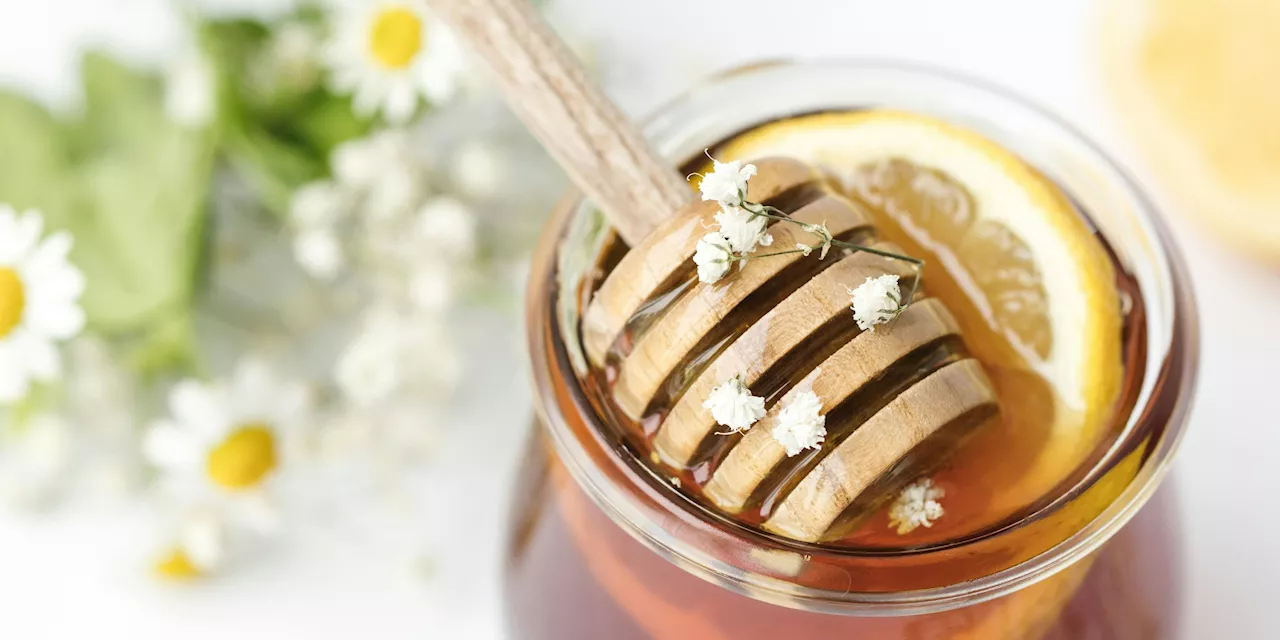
[{"x1": 524, "y1": 59, "x2": 1199, "y2": 615}]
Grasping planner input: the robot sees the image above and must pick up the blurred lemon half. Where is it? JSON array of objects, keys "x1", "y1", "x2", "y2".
[{"x1": 1102, "y1": 0, "x2": 1280, "y2": 260}]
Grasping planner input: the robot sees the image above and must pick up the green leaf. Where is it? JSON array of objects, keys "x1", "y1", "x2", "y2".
[
  {"x1": 201, "y1": 17, "x2": 372, "y2": 216},
  {"x1": 63, "y1": 54, "x2": 216, "y2": 340},
  {"x1": 0, "y1": 93, "x2": 76, "y2": 223}
]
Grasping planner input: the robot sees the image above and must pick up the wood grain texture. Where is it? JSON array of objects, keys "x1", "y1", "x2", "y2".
[
  {"x1": 427, "y1": 0, "x2": 686, "y2": 245},
  {"x1": 703, "y1": 299, "x2": 962, "y2": 513},
  {"x1": 611, "y1": 195, "x2": 872, "y2": 419},
  {"x1": 581, "y1": 158, "x2": 819, "y2": 366},
  {"x1": 652, "y1": 244, "x2": 915, "y2": 467},
  {"x1": 763, "y1": 359, "x2": 997, "y2": 542}
]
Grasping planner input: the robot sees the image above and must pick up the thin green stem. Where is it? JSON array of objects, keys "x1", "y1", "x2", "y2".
[{"x1": 725, "y1": 247, "x2": 811, "y2": 263}]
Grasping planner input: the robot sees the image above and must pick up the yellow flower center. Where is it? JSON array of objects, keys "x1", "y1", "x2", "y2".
[
  {"x1": 205, "y1": 423, "x2": 278, "y2": 490},
  {"x1": 368, "y1": 7, "x2": 424, "y2": 70},
  {"x1": 0, "y1": 267, "x2": 25, "y2": 338},
  {"x1": 155, "y1": 548, "x2": 202, "y2": 580}
]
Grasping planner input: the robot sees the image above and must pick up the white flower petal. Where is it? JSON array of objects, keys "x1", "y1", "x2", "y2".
[
  {"x1": 381, "y1": 81, "x2": 420, "y2": 124},
  {"x1": 180, "y1": 510, "x2": 225, "y2": 570},
  {"x1": 0, "y1": 341, "x2": 29, "y2": 403},
  {"x1": 693, "y1": 233, "x2": 733, "y2": 284},
  {"x1": 697, "y1": 158, "x2": 757, "y2": 207},
  {"x1": 850, "y1": 275, "x2": 902, "y2": 332},
  {"x1": 703, "y1": 376, "x2": 766, "y2": 433},
  {"x1": 417, "y1": 197, "x2": 476, "y2": 258},
  {"x1": 293, "y1": 229, "x2": 345, "y2": 279},
  {"x1": 143, "y1": 421, "x2": 202, "y2": 471},
  {"x1": 13, "y1": 331, "x2": 59, "y2": 381},
  {"x1": 168, "y1": 380, "x2": 229, "y2": 440},
  {"x1": 714, "y1": 205, "x2": 770, "y2": 254},
  {"x1": 771, "y1": 391, "x2": 827, "y2": 456},
  {"x1": 0, "y1": 210, "x2": 44, "y2": 265},
  {"x1": 24, "y1": 296, "x2": 85, "y2": 340}
]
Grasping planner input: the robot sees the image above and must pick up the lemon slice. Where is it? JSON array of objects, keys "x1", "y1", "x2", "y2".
[
  {"x1": 1102, "y1": 0, "x2": 1280, "y2": 261},
  {"x1": 714, "y1": 110, "x2": 1122, "y2": 471}
]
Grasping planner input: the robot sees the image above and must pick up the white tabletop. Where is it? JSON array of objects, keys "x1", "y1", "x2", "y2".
[{"x1": 0, "y1": 0, "x2": 1275, "y2": 638}]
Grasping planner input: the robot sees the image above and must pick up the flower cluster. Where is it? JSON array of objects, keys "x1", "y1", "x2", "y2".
[
  {"x1": 703, "y1": 373, "x2": 827, "y2": 457},
  {"x1": 702, "y1": 375, "x2": 766, "y2": 434},
  {"x1": 692, "y1": 158, "x2": 773, "y2": 284},
  {"x1": 887, "y1": 477, "x2": 946, "y2": 534},
  {"x1": 850, "y1": 275, "x2": 903, "y2": 332},
  {"x1": 688, "y1": 154, "x2": 922, "y2": 331},
  {"x1": 771, "y1": 391, "x2": 827, "y2": 456}
]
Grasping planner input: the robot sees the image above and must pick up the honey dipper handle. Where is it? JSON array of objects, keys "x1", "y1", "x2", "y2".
[{"x1": 428, "y1": 0, "x2": 688, "y2": 245}]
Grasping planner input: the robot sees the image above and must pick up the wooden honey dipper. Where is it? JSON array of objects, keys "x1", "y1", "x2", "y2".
[{"x1": 430, "y1": 0, "x2": 999, "y2": 543}]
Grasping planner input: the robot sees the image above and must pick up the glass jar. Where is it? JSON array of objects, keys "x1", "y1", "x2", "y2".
[{"x1": 505, "y1": 61, "x2": 1198, "y2": 639}]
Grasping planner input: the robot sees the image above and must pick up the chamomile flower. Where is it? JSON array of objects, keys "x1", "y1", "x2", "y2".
[
  {"x1": 703, "y1": 375, "x2": 766, "y2": 434},
  {"x1": 693, "y1": 232, "x2": 733, "y2": 284},
  {"x1": 325, "y1": 0, "x2": 466, "y2": 124},
  {"x1": 771, "y1": 391, "x2": 826, "y2": 456},
  {"x1": 0, "y1": 207, "x2": 86, "y2": 404},
  {"x1": 697, "y1": 156, "x2": 757, "y2": 207},
  {"x1": 714, "y1": 205, "x2": 772, "y2": 254},
  {"x1": 850, "y1": 274, "x2": 902, "y2": 331},
  {"x1": 887, "y1": 478, "x2": 945, "y2": 534},
  {"x1": 143, "y1": 359, "x2": 310, "y2": 497}
]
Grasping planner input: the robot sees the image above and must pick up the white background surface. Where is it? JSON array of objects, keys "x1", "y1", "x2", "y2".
[{"x1": 0, "y1": 0, "x2": 1277, "y2": 638}]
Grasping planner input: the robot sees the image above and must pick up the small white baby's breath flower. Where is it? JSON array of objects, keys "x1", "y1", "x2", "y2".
[
  {"x1": 417, "y1": 197, "x2": 477, "y2": 259},
  {"x1": 850, "y1": 274, "x2": 902, "y2": 332},
  {"x1": 331, "y1": 131, "x2": 423, "y2": 220},
  {"x1": 771, "y1": 391, "x2": 826, "y2": 456},
  {"x1": 451, "y1": 141, "x2": 503, "y2": 198},
  {"x1": 698, "y1": 156, "x2": 757, "y2": 207},
  {"x1": 806, "y1": 222, "x2": 833, "y2": 259},
  {"x1": 293, "y1": 228, "x2": 345, "y2": 279},
  {"x1": 702, "y1": 375, "x2": 766, "y2": 433},
  {"x1": 164, "y1": 52, "x2": 215, "y2": 128},
  {"x1": 289, "y1": 181, "x2": 346, "y2": 229},
  {"x1": 888, "y1": 477, "x2": 945, "y2": 534},
  {"x1": 336, "y1": 314, "x2": 406, "y2": 407},
  {"x1": 714, "y1": 205, "x2": 772, "y2": 254},
  {"x1": 408, "y1": 262, "x2": 454, "y2": 311},
  {"x1": 693, "y1": 232, "x2": 733, "y2": 284}
]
